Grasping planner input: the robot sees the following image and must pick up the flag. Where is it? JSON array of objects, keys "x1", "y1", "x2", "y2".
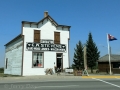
[
  {"x1": 107, "y1": 33, "x2": 117, "y2": 75},
  {"x1": 108, "y1": 34, "x2": 117, "y2": 41}
]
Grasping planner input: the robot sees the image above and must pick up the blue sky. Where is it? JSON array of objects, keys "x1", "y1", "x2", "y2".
[{"x1": 0, "y1": 0, "x2": 120, "y2": 67}]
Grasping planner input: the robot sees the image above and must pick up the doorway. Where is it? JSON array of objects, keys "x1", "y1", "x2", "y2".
[{"x1": 56, "y1": 53, "x2": 63, "y2": 71}]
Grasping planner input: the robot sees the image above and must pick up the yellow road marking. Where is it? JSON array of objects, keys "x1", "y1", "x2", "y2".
[{"x1": 82, "y1": 76, "x2": 120, "y2": 78}]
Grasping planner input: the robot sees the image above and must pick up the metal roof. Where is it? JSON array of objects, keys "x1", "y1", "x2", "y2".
[
  {"x1": 98, "y1": 54, "x2": 120, "y2": 62},
  {"x1": 4, "y1": 34, "x2": 22, "y2": 46}
]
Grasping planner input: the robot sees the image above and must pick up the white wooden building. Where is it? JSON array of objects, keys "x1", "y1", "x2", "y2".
[{"x1": 4, "y1": 11, "x2": 71, "y2": 76}]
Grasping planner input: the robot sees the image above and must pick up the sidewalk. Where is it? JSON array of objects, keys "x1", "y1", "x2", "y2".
[
  {"x1": 0, "y1": 73, "x2": 83, "y2": 83},
  {"x1": 0, "y1": 73, "x2": 80, "y2": 80},
  {"x1": 0, "y1": 73, "x2": 120, "y2": 82}
]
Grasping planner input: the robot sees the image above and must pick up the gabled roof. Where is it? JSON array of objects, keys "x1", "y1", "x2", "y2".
[
  {"x1": 5, "y1": 13, "x2": 71, "y2": 46},
  {"x1": 98, "y1": 54, "x2": 120, "y2": 62},
  {"x1": 22, "y1": 15, "x2": 71, "y2": 29}
]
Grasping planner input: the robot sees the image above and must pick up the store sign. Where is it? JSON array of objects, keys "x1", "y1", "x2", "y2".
[
  {"x1": 40, "y1": 39, "x2": 54, "y2": 44},
  {"x1": 26, "y1": 42, "x2": 66, "y2": 52}
]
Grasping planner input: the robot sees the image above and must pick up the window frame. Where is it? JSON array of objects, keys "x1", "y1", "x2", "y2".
[
  {"x1": 6, "y1": 58, "x2": 8, "y2": 69},
  {"x1": 32, "y1": 52, "x2": 44, "y2": 68}
]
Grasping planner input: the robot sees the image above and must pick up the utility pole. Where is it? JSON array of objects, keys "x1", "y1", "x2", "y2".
[
  {"x1": 83, "y1": 46, "x2": 89, "y2": 76},
  {"x1": 84, "y1": 46, "x2": 87, "y2": 69}
]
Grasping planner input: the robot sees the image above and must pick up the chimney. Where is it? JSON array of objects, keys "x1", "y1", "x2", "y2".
[{"x1": 44, "y1": 11, "x2": 48, "y2": 17}]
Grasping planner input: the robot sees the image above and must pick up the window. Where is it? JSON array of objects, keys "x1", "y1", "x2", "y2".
[
  {"x1": 6, "y1": 58, "x2": 8, "y2": 69},
  {"x1": 57, "y1": 53, "x2": 62, "y2": 58},
  {"x1": 113, "y1": 62, "x2": 120, "y2": 68},
  {"x1": 33, "y1": 52, "x2": 44, "y2": 68},
  {"x1": 34, "y1": 30, "x2": 40, "y2": 43},
  {"x1": 54, "y1": 32, "x2": 60, "y2": 44}
]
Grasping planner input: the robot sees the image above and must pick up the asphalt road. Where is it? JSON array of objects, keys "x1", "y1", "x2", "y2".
[{"x1": 0, "y1": 79, "x2": 120, "y2": 90}]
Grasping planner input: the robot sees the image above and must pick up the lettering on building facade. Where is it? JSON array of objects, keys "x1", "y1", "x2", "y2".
[{"x1": 26, "y1": 40, "x2": 66, "y2": 52}]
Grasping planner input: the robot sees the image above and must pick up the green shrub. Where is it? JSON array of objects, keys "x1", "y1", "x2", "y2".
[{"x1": 0, "y1": 68, "x2": 4, "y2": 73}]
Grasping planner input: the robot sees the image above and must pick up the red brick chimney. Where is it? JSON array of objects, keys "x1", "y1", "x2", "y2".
[{"x1": 44, "y1": 11, "x2": 48, "y2": 17}]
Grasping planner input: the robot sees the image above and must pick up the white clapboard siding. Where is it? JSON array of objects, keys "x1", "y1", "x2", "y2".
[
  {"x1": 22, "y1": 18, "x2": 69, "y2": 76},
  {"x1": 4, "y1": 38, "x2": 23, "y2": 75}
]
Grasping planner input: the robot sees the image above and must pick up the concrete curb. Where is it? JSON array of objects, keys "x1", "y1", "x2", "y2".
[{"x1": 0, "y1": 74, "x2": 120, "y2": 80}]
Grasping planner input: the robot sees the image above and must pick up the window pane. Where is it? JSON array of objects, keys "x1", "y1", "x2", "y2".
[
  {"x1": 113, "y1": 62, "x2": 120, "y2": 68},
  {"x1": 33, "y1": 52, "x2": 43, "y2": 68}
]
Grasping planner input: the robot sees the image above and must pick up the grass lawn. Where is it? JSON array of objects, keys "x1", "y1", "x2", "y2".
[{"x1": 0, "y1": 73, "x2": 22, "y2": 77}]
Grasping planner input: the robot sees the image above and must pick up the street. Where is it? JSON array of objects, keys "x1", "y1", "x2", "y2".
[{"x1": 0, "y1": 78, "x2": 120, "y2": 90}]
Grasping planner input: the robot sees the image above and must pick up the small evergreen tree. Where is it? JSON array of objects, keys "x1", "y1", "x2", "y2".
[
  {"x1": 86, "y1": 32, "x2": 100, "y2": 73},
  {"x1": 73, "y1": 41, "x2": 84, "y2": 70}
]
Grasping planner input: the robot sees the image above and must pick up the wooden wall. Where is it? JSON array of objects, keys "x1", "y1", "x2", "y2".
[{"x1": 98, "y1": 62, "x2": 120, "y2": 74}]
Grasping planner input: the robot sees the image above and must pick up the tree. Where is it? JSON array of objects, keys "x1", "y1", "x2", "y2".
[
  {"x1": 86, "y1": 32, "x2": 100, "y2": 73},
  {"x1": 73, "y1": 41, "x2": 84, "y2": 70}
]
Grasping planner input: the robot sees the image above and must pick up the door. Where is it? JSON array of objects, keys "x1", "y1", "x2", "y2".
[{"x1": 56, "y1": 53, "x2": 63, "y2": 72}]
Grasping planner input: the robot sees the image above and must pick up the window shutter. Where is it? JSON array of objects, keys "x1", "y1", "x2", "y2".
[
  {"x1": 54, "y1": 32, "x2": 60, "y2": 44},
  {"x1": 34, "y1": 30, "x2": 40, "y2": 43}
]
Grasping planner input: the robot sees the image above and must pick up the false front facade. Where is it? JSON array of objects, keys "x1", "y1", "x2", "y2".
[{"x1": 4, "y1": 11, "x2": 71, "y2": 76}]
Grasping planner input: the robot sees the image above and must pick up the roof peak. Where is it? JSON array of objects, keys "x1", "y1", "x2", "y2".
[{"x1": 22, "y1": 14, "x2": 71, "y2": 29}]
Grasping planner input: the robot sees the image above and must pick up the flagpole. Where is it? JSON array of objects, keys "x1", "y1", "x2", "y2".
[{"x1": 107, "y1": 33, "x2": 112, "y2": 75}]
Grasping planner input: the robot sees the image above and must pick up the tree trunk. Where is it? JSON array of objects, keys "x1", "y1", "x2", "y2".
[{"x1": 91, "y1": 67, "x2": 93, "y2": 73}]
